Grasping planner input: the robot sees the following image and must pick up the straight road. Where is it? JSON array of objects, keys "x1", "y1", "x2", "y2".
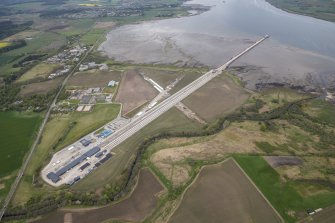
[
  {"x1": 101, "y1": 36, "x2": 269, "y2": 155},
  {"x1": 0, "y1": 39, "x2": 100, "y2": 221}
]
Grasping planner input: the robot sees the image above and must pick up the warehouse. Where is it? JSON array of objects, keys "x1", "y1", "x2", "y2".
[
  {"x1": 80, "y1": 138, "x2": 91, "y2": 147},
  {"x1": 47, "y1": 147, "x2": 101, "y2": 183}
]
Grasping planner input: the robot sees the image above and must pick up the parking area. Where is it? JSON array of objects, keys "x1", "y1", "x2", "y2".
[{"x1": 41, "y1": 117, "x2": 130, "y2": 186}]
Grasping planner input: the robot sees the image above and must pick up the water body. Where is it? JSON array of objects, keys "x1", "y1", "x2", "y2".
[{"x1": 100, "y1": 0, "x2": 335, "y2": 89}]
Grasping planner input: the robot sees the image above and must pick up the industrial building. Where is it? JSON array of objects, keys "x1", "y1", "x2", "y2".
[
  {"x1": 47, "y1": 146, "x2": 101, "y2": 183},
  {"x1": 80, "y1": 138, "x2": 91, "y2": 147}
]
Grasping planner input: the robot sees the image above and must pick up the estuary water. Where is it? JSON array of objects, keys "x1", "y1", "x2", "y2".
[{"x1": 100, "y1": 0, "x2": 335, "y2": 89}]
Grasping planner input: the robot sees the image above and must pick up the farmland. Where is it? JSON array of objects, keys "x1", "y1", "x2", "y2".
[
  {"x1": 115, "y1": 70, "x2": 158, "y2": 115},
  {"x1": 67, "y1": 70, "x2": 121, "y2": 88},
  {"x1": 137, "y1": 66, "x2": 205, "y2": 88},
  {"x1": 266, "y1": 0, "x2": 335, "y2": 22},
  {"x1": 34, "y1": 168, "x2": 164, "y2": 223},
  {"x1": 308, "y1": 204, "x2": 335, "y2": 223},
  {"x1": 0, "y1": 112, "x2": 42, "y2": 204},
  {"x1": 235, "y1": 156, "x2": 335, "y2": 223},
  {"x1": 0, "y1": 41, "x2": 11, "y2": 48},
  {"x1": 169, "y1": 159, "x2": 282, "y2": 223},
  {"x1": 16, "y1": 63, "x2": 61, "y2": 83},
  {"x1": 183, "y1": 73, "x2": 250, "y2": 122},
  {"x1": 19, "y1": 77, "x2": 64, "y2": 97}
]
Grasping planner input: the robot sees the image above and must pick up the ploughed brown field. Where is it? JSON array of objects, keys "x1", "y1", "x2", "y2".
[
  {"x1": 168, "y1": 159, "x2": 283, "y2": 223},
  {"x1": 182, "y1": 74, "x2": 249, "y2": 122},
  {"x1": 309, "y1": 204, "x2": 335, "y2": 223},
  {"x1": 33, "y1": 168, "x2": 163, "y2": 223},
  {"x1": 115, "y1": 70, "x2": 158, "y2": 114}
]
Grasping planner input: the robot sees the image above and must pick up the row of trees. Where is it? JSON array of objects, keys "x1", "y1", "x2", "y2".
[{"x1": 0, "y1": 40, "x2": 26, "y2": 54}]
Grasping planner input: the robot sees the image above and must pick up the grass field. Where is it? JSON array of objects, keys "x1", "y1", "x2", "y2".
[
  {"x1": 183, "y1": 73, "x2": 250, "y2": 122},
  {"x1": 235, "y1": 156, "x2": 335, "y2": 223},
  {"x1": 19, "y1": 77, "x2": 64, "y2": 97},
  {"x1": 169, "y1": 69, "x2": 204, "y2": 95},
  {"x1": 137, "y1": 67, "x2": 185, "y2": 88},
  {"x1": 73, "y1": 108, "x2": 203, "y2": 191},
  {"x1": 0, "y1": 112, "x2": 42, "y2": 178},
  {"x1": 169, "y1": 159, "x2": 282, "y2": 223},
  {"x1": 13, "y1": 104, "x2": 120, "y2": 204},
  {"x1": 67, "y1": 70, "x2": 121, "y2": 88},
  {"x1": 16, "y1": 63, "x2": 61, "y2": 83},
  {"x1": 80, "y1": 28, "x2": 106, "y2": 45},
  {"x1": 58, "y1": 19, "x2": 95, "y2": 37},
  {"x1": 0, "y1": 31, "x2": 66, "y2": 76},
  {"x1": 0, "y1": 41, "x2": 11, "y2": 48},
  {"x1": 266, "y1": 0, "x2": 335, "y2": 22},
  {"x1": 0, "y1": 112, "x2": 42, "y2": 204},
  {"x1": 115, "y1": 70, "x2": 158, "y2": 114},
  {"x1": 304, "y1": 99, "x2": 335, "y2": 126}
]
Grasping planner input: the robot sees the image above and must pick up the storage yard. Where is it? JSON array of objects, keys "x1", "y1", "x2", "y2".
[{"x1": 41, "y1": 117, "x2": 130, "y2": 186}]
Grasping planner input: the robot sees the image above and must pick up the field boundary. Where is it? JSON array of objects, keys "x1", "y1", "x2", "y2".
[
  {"x1": 232, "y1": 158, "x2": 285, "y2": 223},
  {"x1": 165, "y1": 158, "x2": 231, "y2": 223},
  {"x1": 165, "y1": 157, "x2": 285, "y2": 223},
  {"x1": 60, "y1": 167, "x2": 165, "y2": 222}
]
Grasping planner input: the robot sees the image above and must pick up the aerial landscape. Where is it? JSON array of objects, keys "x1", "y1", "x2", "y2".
[{"x1": 0, "y1": 0, "x2": 335, "y2": 223}]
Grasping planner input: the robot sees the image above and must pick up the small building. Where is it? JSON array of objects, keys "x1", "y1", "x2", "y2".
[
  {"x1": 80, "y1": 95, "x2": 92, "y2": 104},
  {"x1": 92, "y1": 87, "x2": 101, "y2": 93},
  {"x1": 80, "y1": 138, "x2": 91, "y2": 147},
  {"x1": 83, "y1": 105, "x2": 92, "y2": 112},
  {"x1": 99, "y1": 63, "x2": 108, "y2": 71},
  {"x1": 79, "y1": 64, "x2": 89, "y2": 71},
  {"x1": 79, "y1": 162, "x2": 90, "y2": 171},
  {"x1": 108, "y1": 80, "x2": 118, "y2": 87},
  {"x1": 76, "y1": 105, "x2": 84, "y2": 112}
]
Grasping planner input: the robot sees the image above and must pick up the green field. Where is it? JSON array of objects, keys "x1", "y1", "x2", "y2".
[
  {"x1": 0, "y1": 31, "x2": 66, "y2": 77},
  {"x1": 16, "y1": 63, "x2": 61, "y2": 83},
  {"x1": 304, "y1": 99, "x2": 335, "y2": 126},
  {"x1": 235, "y1": 156, "x2": 335, "y2": 223},
  {"x1": 266, "y1": 0, "x2": 335, "y2": 22},
  {"x1": 0, "y1": 112, "x2": 42, "y2": 178},
  {"x1": 0, "y1": 41, "x2": 11, "y2": 48},
  {"x1": 0, "y1": 112, "x2": 42, "y2": 204}
]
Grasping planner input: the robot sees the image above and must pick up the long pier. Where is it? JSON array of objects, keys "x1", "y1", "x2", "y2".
[{"x1": 101, "y1": 35, "x2": 269, "y2": 152}]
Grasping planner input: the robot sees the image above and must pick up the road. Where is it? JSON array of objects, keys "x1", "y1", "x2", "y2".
[
  {"x1": 41, "y1": 35, "x2": 268, "y2": 187},
  {"x1": 100, "y1": 36, "x2": 269, "y2": 156},
  {"x1": 0, "y1": 40, "x2": 99, "y2": 221}
]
